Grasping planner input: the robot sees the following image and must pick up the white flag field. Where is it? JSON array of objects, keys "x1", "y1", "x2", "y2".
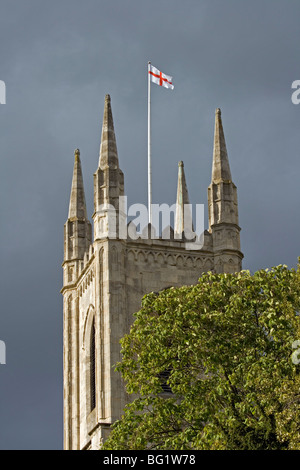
[{"x1": 148, "y1": 64, "x2": 174, "y2": 90}]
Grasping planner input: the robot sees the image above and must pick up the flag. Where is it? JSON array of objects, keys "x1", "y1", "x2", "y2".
[{"x1": 148, "y1": 64, "x2": 174, "y2": 90}]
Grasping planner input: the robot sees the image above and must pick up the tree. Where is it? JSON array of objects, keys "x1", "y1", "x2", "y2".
[{"x1": 102, "y1": 265, "x2": 300, "y2": 450}]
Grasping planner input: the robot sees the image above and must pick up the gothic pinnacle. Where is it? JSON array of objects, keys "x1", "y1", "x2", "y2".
[
  {"x1": 68, "y1": 149, "x2": 88, "y2": 220},
  {"x1": 211, "y1": 108, "x2": 232, "y2": 183},
  {"x1": 174, "y1": 161, "x2": 193, "y2": 236},
  {"x1": 98, "y1": 94, "x2": 119, "y2": 170}
]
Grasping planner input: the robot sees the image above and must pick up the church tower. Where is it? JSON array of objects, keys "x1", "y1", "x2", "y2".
[{"x1": 62, "y1": 97, "x2": 243, "y2": 450}]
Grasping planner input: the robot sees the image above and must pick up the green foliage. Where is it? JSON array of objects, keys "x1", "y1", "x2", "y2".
[{"x1": 102, "y1": 265, "x2": 300, "y2": 450}]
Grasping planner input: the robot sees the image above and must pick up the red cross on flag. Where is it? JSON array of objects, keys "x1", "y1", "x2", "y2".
[{"x1": 148, "y1": 64, "x2": 174, "y2": 90}]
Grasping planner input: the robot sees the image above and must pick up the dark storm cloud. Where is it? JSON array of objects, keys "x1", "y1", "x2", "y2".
[{"x1": 0, "y1": 0, "x2": 300, "y2": 448}]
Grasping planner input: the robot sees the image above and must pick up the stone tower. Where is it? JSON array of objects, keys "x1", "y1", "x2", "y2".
[{"x1": 62, "y1": 96, "x2": 243, "y2": 450}]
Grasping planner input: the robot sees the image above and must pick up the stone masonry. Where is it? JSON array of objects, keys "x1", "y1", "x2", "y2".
[{"x1": 61, "y1": 95, "x2": 243, "y2": 450}]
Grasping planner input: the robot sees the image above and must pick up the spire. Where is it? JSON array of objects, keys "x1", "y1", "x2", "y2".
[
  {"x1": 68, "y1": 149, "x2": 88, "y2": 220},
  {"x1": 98, "y1": 94, "x2": 119, "y2": 170},
  {"x1": 174, "y1": 161, "x2": 193, "y2": 237},
  {"x1": 64, "y1": 149, "x2": 92, "y2": 278},
  {"x1": 207, "y1": 108, "x2": 243, "y2": 273},
  {"x1": 93, "y1": 95, "x2": 124, "y2": 241},
  {"x1": 211, "y1": 108, "x2": 232, "y2": 183}
]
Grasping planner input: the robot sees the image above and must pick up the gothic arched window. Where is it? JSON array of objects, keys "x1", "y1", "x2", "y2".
[{"x1": 90, "y1": 320, "x2": 96, "y2": 411}]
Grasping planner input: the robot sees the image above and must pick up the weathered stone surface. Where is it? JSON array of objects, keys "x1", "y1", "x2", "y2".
[{"x1": 62, "y1": 98, "x2": 244, "y2": 450}]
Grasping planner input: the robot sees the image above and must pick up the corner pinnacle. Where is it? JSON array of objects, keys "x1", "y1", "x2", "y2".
[
  {"x1": 68, "y1": 149, "x2": 88, "y2": 220},
  {"x1": 98, "y1": 94, "x2": 119, "y2": 170},
  {"x1": 211, "y1": 108, "x2": 232, "y2": 183}
]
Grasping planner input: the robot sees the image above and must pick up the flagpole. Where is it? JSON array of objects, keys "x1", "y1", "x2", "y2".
[{"x1": 148, "y1": 61, "x2": 152, "y2": 225}]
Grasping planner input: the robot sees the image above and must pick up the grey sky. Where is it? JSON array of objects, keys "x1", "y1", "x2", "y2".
[{"x1": 1, "y1": 0, "x2": 300, "y2": 449}]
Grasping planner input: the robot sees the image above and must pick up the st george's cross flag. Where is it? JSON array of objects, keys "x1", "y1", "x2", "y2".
[{"x1": 148, "y1": 64, "x2": 174, "y2": 90}]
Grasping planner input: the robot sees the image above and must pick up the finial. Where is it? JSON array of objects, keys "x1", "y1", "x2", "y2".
[
  {"x1": 105, "y1": 94, "x2": 111, "y2": 102},
  {"x1": 216, "y1": 108, "x2": 221, "y2": 115},
  {"x1": 178, "y1": 161, "x2": 184, "y2": 167},
  {"x1": 74, "y1": 148, "x2": 80, "y2": 161}
]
